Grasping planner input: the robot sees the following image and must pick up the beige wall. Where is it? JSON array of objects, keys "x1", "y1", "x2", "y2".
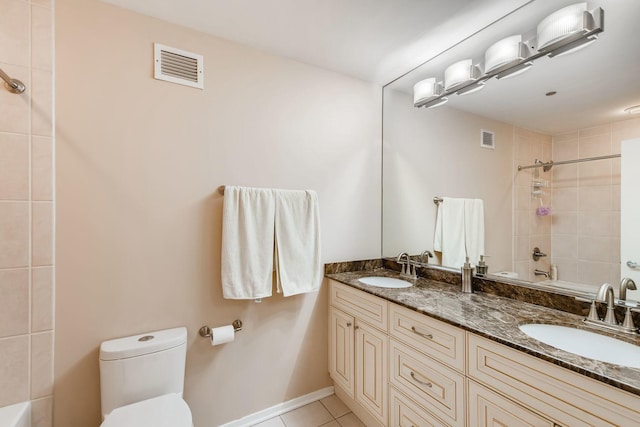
[
  {"x1": 382, "y1": 89, "x2": 514, "y2": 272},
  {"x1": 0, "y1": 0, "x2": 55, "y2": 425},
  {"x1": 55, "y1": 0, "x2": 381, "y2": 426}
]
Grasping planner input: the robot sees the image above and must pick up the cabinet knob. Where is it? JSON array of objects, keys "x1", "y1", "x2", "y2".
[
  {"x1": 354, "y1": 325, "x2": 360, "y2": 330},
  {"x1": 346, "y1": 322, "x2": 352, "y2": 327}
]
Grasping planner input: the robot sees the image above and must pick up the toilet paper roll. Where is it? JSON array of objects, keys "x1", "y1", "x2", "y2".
[{"x1": 210, "y1": 325, "x2": 235, "y2": 346}]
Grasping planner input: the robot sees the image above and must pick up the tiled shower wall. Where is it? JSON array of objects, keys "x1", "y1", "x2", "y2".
[
  {"x1": 551, "y1": 119, "x2": 640, "y2": 288},
  {"x1": 0, "y1": 0, "x2": 54, "y2": 425},
  {"x1": 513, "y1": 127, "x2": 552, "y2": 282}
]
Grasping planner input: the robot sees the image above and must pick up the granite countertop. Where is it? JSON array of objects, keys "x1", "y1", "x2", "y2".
[{"x1": 326, "y1": 267, "x2": 640, "y2": 396}]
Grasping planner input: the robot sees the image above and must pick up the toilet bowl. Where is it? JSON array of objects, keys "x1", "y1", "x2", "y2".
[
  {"x1": 99, "y1": 327, "x2": 193, "y2": 426},
  {"x1": 101, "y1": 393, "x2": 192, "y2": 427}
]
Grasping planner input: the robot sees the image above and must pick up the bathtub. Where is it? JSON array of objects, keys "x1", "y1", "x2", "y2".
[{"x1": 0, "y1": 402, "x2": 30, "y2": 427}]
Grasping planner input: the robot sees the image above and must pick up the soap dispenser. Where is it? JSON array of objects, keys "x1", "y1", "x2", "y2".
[
  {"x1": 461, "y1": 257, "x2": 474, "y2": 293},
  {"x1": 476, "y1": 255, "x2": 488, "y2": 276}
]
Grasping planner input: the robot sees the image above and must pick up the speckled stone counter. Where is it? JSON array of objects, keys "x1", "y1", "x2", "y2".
[{"x1": 326, "y1": 266, "x2": 640, "y2": 397}]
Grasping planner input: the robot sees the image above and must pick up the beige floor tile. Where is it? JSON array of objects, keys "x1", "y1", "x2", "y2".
[
  {"x1": 252, "y1": 416, "x2": 286, "y2": 427},
  {"x1": 280, "y1": 401, "x2": 333, "y2": 427},
  {"x1": 336, "y1": 413, "x2": 365, "y2": 427},
  {"x1": 320, "y1": 395, "x2": 350, "y2": 419},
  {"x1": 319, "y1": 422, "x2": 340, "y2": 427}
]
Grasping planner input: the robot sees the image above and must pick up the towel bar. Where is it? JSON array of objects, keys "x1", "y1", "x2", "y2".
[
  {"x1": 433, "y1": 196, "x2": 443, "y2": 205},
  {"x1": 198, "y1": 319, "x2": 242, "y2": 338}
]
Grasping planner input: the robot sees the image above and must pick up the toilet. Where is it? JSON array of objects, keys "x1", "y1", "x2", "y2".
[{"x1": 99, "y1": 327, "x2": 193, "y2": 427}]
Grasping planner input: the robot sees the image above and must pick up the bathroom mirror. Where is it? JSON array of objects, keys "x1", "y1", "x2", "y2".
[{"x1": 382, "y1": 0, "x2": 640, "y2": 295}]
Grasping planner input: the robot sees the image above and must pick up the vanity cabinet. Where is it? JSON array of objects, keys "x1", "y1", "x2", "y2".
[
  {"x1": 328, "y1": 279, "x2": 640, "y2": 427},
  {"x1": 329, "y1": 281, "x2": 388, "y2": 427},
  {"x1": 467, "y1": 379, "x2": 555, "y2": 427},
  {"x1": 388, "y1": 304, "x2": 466, "y2": 427},
  {"x1": 468, "y1": 333, "x2": 640, "y2": 426}
]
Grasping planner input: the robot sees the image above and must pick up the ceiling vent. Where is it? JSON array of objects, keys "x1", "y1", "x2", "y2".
[
  {"x1": 154, "y1": 43, "x2": 203, "y2": 89},
  {"x1": 480, "y1": 129, "x2": 495, "y2": 149}
]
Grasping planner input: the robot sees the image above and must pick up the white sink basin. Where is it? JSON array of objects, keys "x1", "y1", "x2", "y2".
[
  {"x1": 358, "y1": 276, "x2": 412, "y2": 289},
  {"x1": 519, "y1": 323, "x2": 640, "y2": 368}
]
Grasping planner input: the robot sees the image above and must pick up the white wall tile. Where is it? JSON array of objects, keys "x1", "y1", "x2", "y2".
[
  {"x1": 0, "y1": 268, "x2": 29, "y2": 337},
  {"x1": 0, "y1": 202, "x2": 29, "y2": 268},
  {"x1": 31, "y1": 331, "x2": 54, "y2": 398},
  {"x1": 0, "y1": 133, "x2": 29, "y2": 200},
  {"x1": 0, "y1": 335, "x2": 29, "y2": 407}
]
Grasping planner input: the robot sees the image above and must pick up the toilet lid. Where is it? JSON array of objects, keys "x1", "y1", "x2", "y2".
[{"x1": 101, "y1": 394, "x2": 192, "y2": 427}]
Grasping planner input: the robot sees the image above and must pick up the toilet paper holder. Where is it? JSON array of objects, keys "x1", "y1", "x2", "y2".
[{"x1": 199, "y1": 320, "x2": 243, "y2": 338}]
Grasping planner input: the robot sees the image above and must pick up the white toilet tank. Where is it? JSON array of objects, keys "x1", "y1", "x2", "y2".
[{"x1": 99, "y1": 327, "x2": 187, "y2": 419}]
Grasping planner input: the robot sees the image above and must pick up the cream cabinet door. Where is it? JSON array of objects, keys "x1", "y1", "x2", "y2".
[
  {"x1": 329, "y1": 307, "x2": 355, "y2": 398},
  {"x1": 355, "y1": 320, "x2": 388, "y2": 425},
  {"x1": 468, "y1": 380, "x2": 554, "y2": 427}
]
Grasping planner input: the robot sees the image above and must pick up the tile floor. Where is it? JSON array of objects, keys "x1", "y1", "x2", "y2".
[{"x1": 252, "y1": 394, "x2": 365, "y2": 427}]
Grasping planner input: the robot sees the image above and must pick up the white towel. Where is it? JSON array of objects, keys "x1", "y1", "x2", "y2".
[
  {"x1": 464, "y1": 199, "x2": 485, "y2": 268},
  {"x1": 274, "y1": 190, "x2": 322, "y2": 297},
  {"x1": 433, "y1": 197, "x2": 466, "y2": 268},
  {"x1": 221, "y1": 186, "x2": 275, "y2": 299}
]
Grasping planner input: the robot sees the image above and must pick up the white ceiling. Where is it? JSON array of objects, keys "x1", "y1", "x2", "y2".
[{"x1": 100, "y1": 0, "x2": 531, "y2": 84}]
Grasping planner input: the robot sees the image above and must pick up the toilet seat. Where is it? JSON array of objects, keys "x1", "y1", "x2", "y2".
[{"x1": 101, "y1": 393, "x2": 192, "y2": 427}]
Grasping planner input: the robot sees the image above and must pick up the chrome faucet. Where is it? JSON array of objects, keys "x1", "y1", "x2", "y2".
[
  {"x1": 420, "y1": 250, "x2": 434, "y2": 264},
  {"x1": 619, "y1": 278, "x2": 637, "y2": 301},
  {"x1": 619, "y1": 278, "x2": 638, "y2": 332},
  {"x1": 596, "y1": 283, "x2": 617, "y2": 325},
  {"x1": 396, "y1": 252, "x2": 417, "y2": 279}
]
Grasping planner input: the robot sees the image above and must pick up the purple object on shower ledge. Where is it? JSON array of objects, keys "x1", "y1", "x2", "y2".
[{"x1": 536, "y1": 206, "x2": 552, "y2": 216}]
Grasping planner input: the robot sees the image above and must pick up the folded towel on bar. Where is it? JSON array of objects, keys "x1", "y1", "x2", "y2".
[
  {"x1": 274, "y1": 189, "x2": 322, "y2": 297},
  {"x1": 221, "y1": 186, "x2": 276, "y2": 299},
  {"x1": 433, "y1": 197, "x2": 485, "y2": 268}
]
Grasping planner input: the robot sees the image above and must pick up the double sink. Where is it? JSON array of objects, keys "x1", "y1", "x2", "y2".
[{"x1": 358, "y1": 275, "x2": 640, "y2": 370}]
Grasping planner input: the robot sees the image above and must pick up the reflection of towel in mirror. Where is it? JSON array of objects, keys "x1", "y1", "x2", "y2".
[
  {"x1": 434, "y1": 197, "x2": 466, "y2": 267},
  {"x1": 434, "y1": 197, "x2": 485, "y2": 268},
  {"x1": 464, "y1": 199, "x2": 485, "y2": 269}
]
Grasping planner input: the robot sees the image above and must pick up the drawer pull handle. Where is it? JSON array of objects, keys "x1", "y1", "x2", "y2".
[
  {"x1": 346, "y1": 322, "x2": 352, "y2": 327},
  {"x1": 411, "y1": 326, "x2": 433, "y2": 339},
  {"x1": 410, "y1": 371, "x2": 432, "y2": 388}
]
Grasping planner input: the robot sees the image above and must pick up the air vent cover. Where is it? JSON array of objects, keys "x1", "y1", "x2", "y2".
[
  {"x1": 480, "y1": 129, "x2": 495, "y2": 149},
  {"x1": 154, "y1": 43, "x2": 203, "y2": 89}
]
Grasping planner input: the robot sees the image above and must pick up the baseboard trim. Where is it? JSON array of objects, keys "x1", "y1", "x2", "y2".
[{"x1": 218, "y1": 386, "x2": 335, "y2": 427}]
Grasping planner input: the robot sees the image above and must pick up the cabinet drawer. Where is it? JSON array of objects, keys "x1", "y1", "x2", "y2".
[
  {"x1": 468, "y1": 333, "x2": 640, "y2": 426},
  {"x1": 330, "y1": 280, "x2": 388, "y2": 331},
  {"x1": 389, "y1": 304, "x2": 465, "y2": 372},
  {"x1": 389, "y1": 338, "x2": 465, "y2": 427},
  {"x1": 389, "y1": 386, "x2": 448, "y2": 427},
  {"x1": 468, "y1": 379, "x2": 554, "y2": 427}
]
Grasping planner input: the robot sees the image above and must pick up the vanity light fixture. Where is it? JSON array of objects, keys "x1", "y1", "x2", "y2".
[
  {"x1": 413, "y1": 78, "x2": 448, "y2": 108},
  {"x1": 456, "y1": 81, "x2": 486, "y2": 96},
  {"x1": 624, "y1": 105, "x2": 640, "y2": 115},
  {"x1": 444, "y1": 59, "x2": 482, "y2": 92},
  {"x1": 485, "y1": 36, "x2": 530, "y2": 74},
  {"x1": 537, "y1": 3, "x2": 603, "y2": 57},
  {"x1": 413, "y1": 2, "x2": 604, "y2": 109}
]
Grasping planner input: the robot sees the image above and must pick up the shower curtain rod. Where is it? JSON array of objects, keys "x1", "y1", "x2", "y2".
[{"x1": 517, "y1": 154, "x2": 621, "y2": 171}]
